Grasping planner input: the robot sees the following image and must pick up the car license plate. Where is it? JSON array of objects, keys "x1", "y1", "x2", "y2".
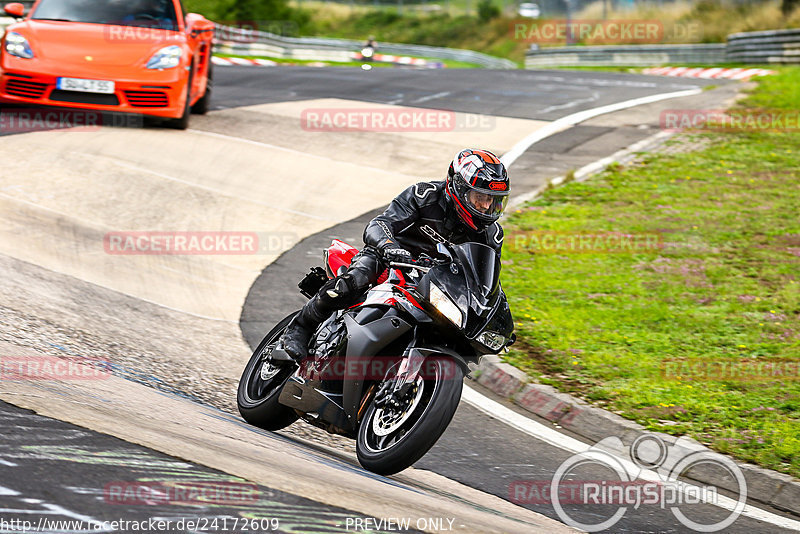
[{"x1": 57, "y1": 77, "x2": 115, "y2": 94}]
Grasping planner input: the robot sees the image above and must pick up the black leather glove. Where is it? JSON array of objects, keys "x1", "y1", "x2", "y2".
[{"x1": 382, "y1": 247, "x2": 413, "y2": 264}]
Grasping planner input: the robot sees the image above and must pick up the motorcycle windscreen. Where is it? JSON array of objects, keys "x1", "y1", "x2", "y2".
[{"x1": 451, "y1": 242, "x2": 501, "y2": 303}]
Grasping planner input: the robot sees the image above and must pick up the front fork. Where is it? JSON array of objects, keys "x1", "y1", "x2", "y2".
[{"x1": 374, "y1": 346, "x2": 428, "y2": 410}]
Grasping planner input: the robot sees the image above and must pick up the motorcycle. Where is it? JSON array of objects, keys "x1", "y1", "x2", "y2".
[
  {"x1": 237, "y1": 239, "x2": 515, "y2": 475},
  {"x1": 360, "y1": 46, "x2": 375, "y2": 62}
]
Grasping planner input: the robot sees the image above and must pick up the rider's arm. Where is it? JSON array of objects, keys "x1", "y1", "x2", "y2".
[
  {"x1": 488, "y1": 221, "x2": 504, "y2": 258},
  {"x1": 363, "y1": 182, "x2": 432, "y2": 251}
]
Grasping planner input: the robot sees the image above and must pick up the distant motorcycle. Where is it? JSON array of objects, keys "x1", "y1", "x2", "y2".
[
  {"x1": 360, "y1": 45, "x2": 375, "y2": 62},
  {"x1": 237, "y1": 239, "x2": 515, "y2": 475}
]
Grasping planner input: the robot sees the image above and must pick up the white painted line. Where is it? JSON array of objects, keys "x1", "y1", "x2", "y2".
[
  {"x1": 539, "y1": 92, "x2": 600, "y2": 115},
  {"x1": 0, "y1": 459, "x2": 17, "y2": 466},
  {"x1": 462, "y1": 386, "x2": 800, "y2": 531},
  {"x1": 500, "y1": 88, "x2": 702, "y2": 168},
  {"x1": 0, "y1": 485, "x2": 20, "y2": 495},
  {"x1": 411, "y1": 91, "x2": 451, "y2": 104}
]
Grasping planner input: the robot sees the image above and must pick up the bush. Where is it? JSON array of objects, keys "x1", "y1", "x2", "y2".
[{"x1": 477, "y1": 0, "x2": 501, "y2": 20}]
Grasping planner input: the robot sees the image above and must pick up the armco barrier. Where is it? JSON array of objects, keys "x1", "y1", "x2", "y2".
[
  {"x1": 525, "y1": 43, "x2": 727, "y2": 67},
  {"x1": 726, "y1": 28, "x2": 800, "y2": 63},
  {"x1": 526, "y1": 28, "x2": 800, "y2": 67},
  {"x1": 213, "y1": 24, "x2": 517, "y2": 69}
]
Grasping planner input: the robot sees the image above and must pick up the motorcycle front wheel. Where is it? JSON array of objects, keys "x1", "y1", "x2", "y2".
[
  {"x1": 237, "y1": 313, "x2": 299, "y2": 431},
  {"x1": 356, "y1": 357, "x2": 464, "y2": 475}
]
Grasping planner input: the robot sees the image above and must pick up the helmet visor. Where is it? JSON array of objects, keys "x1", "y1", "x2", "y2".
[{"x1": 466, "y1": 189, "x2": 508, "y2": 219}]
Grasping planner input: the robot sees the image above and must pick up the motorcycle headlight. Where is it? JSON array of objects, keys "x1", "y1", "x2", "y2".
[
  {"x1": 5, "y1": 32, "x2": 34, "y2": 59},
  {"x1": 477, "y1": 331, "x2": 507, "y2": 352},
  {"x1": 146, "y1": 45, "x2": 182, "y2": 69},
  {"x1": 430, "y1": 283, "x2": 463, "y2": 327}
]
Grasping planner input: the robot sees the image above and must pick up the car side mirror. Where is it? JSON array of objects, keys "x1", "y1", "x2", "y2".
[
  {"x1": 185, "y1": 13, "x2": 214, "y2": 39},
  {"x1": 3, "y1": 3, "x2": 24, "y2": 18}
]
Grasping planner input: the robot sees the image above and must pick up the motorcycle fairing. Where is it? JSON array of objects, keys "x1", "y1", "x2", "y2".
[
  {"x1": 325, "y1": 239, "x2": 358, "y2": 278},
  {"x1": 340, "y1": 312, "x2": 413, "y2": 429},
  {"x1": 278, "y1": 310, "x2": 413, "y2": 433}
]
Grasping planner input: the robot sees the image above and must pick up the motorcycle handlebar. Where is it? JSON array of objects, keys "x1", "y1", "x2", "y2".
[
  {"x1": 388, "y1": 261, "x2": 432, "y2": 273},
  {"x1": 388, "y1": 255, "x2": 447, "y2": 272}
]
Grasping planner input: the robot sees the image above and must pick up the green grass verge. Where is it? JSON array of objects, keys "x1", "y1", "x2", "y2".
[{"x1": 500, "y1": 66, "x2": 800, "y2": 478}]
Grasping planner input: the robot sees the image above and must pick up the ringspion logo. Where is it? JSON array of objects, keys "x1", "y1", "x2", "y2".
[{"x1": 510, "y1": 434, "x2": 746, "y2": 532}]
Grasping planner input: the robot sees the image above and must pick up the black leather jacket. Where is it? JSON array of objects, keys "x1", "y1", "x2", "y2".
[{"x1": 363, "y1": 181, "x2": 504, "y2": 259}]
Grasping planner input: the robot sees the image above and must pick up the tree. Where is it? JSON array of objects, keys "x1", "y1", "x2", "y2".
[{"x1": 226, "y1": 0, "x2": 293, "y2": 25}]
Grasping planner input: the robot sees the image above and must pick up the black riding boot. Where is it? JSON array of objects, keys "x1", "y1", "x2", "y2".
[
  {"x1": 272, "y1": 252, "x2": 381, "y2": 363},
  {"x1": 272, "y1": 276, "x2": 352, "y2": 362},
  {"x1": 278, "y1": 297, "x2": 328, "y2": 361}
]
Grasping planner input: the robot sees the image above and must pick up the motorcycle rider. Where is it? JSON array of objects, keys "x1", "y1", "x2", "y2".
[{"x1": 273, "y1": 149, "x2": 510, "y2": 363}]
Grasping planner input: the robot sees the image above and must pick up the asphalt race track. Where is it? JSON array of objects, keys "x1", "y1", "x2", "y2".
[{"x1": 2, "y1": 65, "x2": 798, "y2": 533}]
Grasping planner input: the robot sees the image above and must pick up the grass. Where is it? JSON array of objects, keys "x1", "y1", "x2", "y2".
[{"x1": 500, "y1": 66, "x2": 800, "y2": 478}]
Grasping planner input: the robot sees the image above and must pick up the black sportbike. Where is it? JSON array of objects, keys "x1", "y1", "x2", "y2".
[{"x1": 237, "y1": 239, "x2": 514, "y2": 475}]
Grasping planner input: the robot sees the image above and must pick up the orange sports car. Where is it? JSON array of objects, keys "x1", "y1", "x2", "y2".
[{"x1": 0, "y1": 0, "x2": 214, "y2": 128}]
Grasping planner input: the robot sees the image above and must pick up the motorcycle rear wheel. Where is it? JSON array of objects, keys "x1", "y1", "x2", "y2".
[
  {"x1": 237, "y1": 313, "x2": 299, "y2": 431},
  {"x1": 356, "y1": 357, "x2": 463, "y2": 475}
]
